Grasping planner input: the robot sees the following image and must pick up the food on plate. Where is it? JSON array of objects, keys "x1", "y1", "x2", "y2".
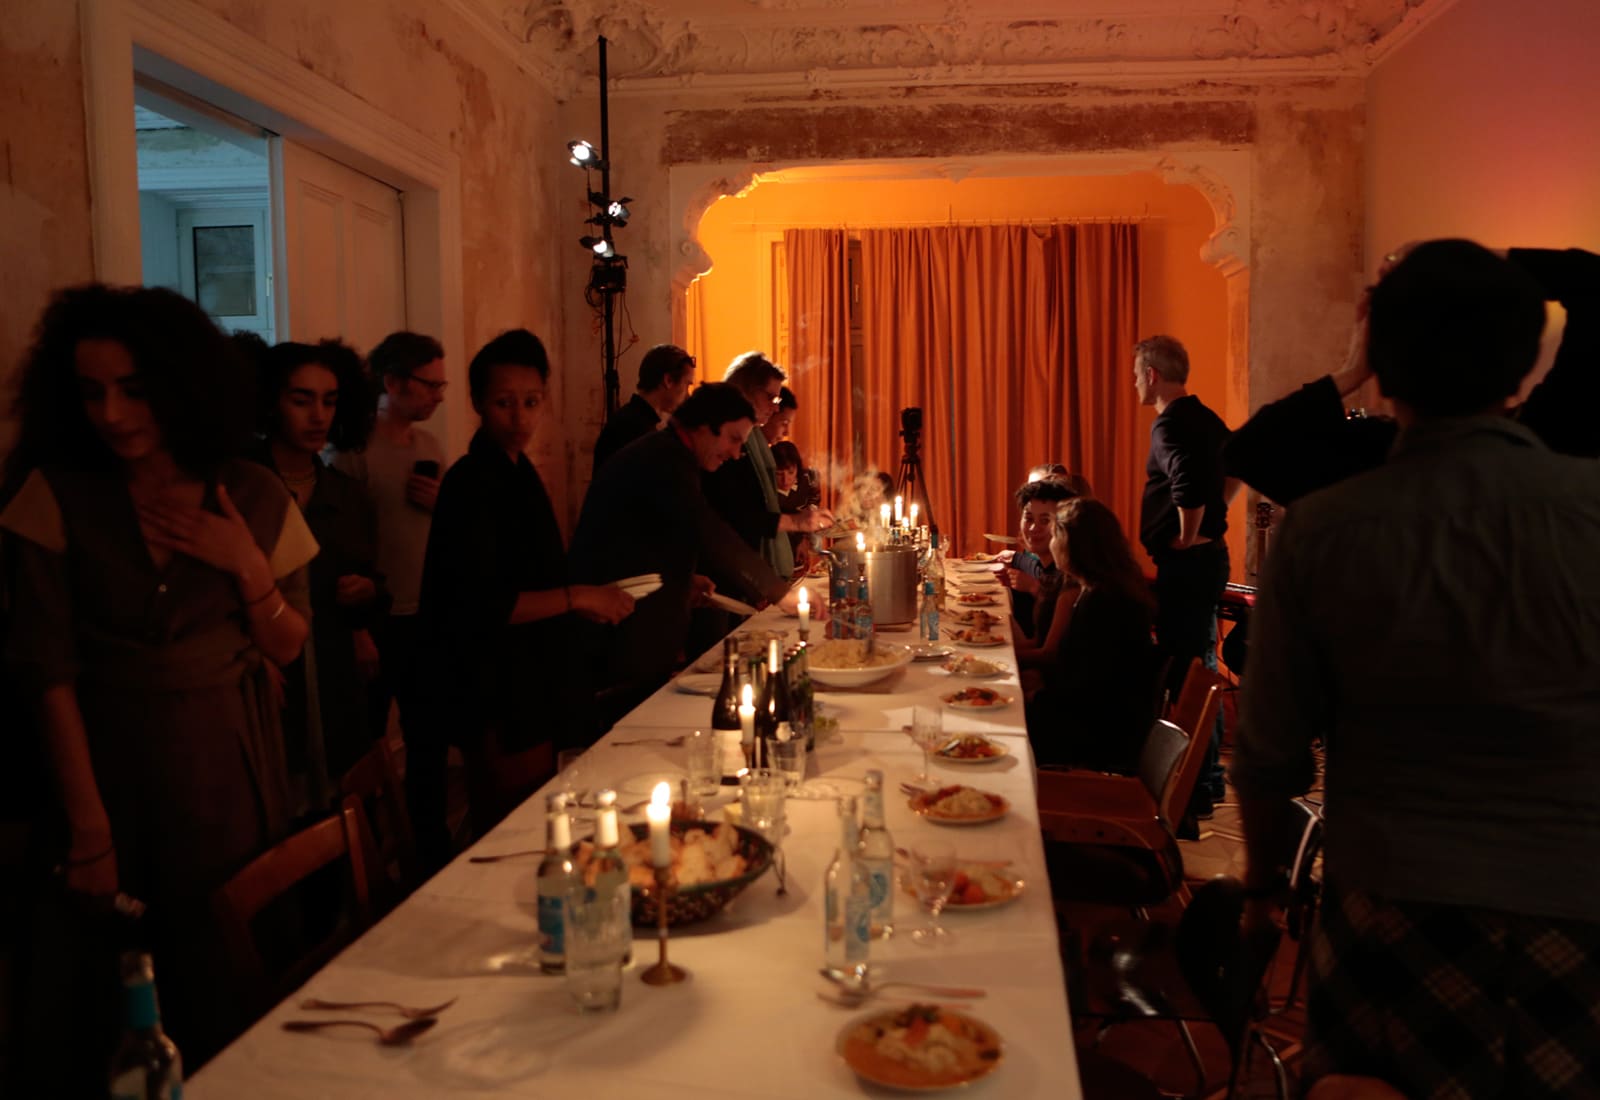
[
  {"x1": 910, "y1": 784, "x2": 1008, "y2": 819},
  {"x1": 963, "y1": 552, "x2": 999, "y2": 563},
  {"x1": 809, "y1": 639, "x2": 904, "y2": 669},
  {"x1": 839, "y1": 1004, "x2": 1003, "y2": 1089},
  {"x1": 573, "y1": 822, "x2": 747, "y2": 888},
  {"x1": 941, "y1": 654, "x2": 1003, "y2": 676},
  {"x1": 902, "y1": 864, "x2": 1019, "y2": 906},
  {"x1": 955, "y1": 592, "x2": 998, "y2": 605},
  {"x1": 942, "y1": 687, "x2": 1006, "y2": 707},
  {"x1": 950, "y1": 609, "x2": 999, "y2": 628},
  {"x1": 949, "y1": 628, "x2": 1004, "y2": 645},
  {"x1": 938, "y1": 734, "x2": 1006, "y2": 759}
]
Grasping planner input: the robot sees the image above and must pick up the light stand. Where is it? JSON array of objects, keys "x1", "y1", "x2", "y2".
[{"x1": 895, "y1": 405, "x2": 935, "y2": 536}]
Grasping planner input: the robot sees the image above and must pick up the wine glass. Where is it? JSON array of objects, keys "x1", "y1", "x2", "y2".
[
  {"x1": 907, "y1": 706, "x2": 944, "y2": 784},
  {"x1": 910, "y1": 841, "x2": 957, "y2": 946}
]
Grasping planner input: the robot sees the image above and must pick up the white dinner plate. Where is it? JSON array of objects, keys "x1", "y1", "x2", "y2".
[
  {"x1": 612, "y1": 573, "x2": 661, "y2": 589},
  {"x1": 673, "y1": 673, "x2": 722, "y2": 696},
  {"x1": 942, "y1": 690, "x2": 1014, "y2": 711},
  {"x1": 910, "y1": 642, "x2": 955, "y2": 661},
  {"x1": 620, "y1": 579, "x2": 663, "y2": 599},
  {"x1": 948, "y1": 595, "x2": 1001, "y2": 608},
  {"x1": 983, "y1": 533, "x2": 1019, "y2": 544}
]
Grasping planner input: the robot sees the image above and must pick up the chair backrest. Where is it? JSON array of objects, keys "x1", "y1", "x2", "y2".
[
  {"x1": 1168, "y1": 657, "x2": 1216, "y2": 741},
  {"x1": 1281, "y1": 798, "x2": 1325, "y2": 939},
  {"x1": 1135, "y1": 719, "x2": 1189, "y2": 804},
  {"x1": 212, "y1": 797, "x2": 372, "y2": 1015},
  {"x1": 339, "y1": 738, "x2": 417, "y2": 908},
  {"x1": 1158, "y1": 669, "x2": 1224, "y2": 830}
]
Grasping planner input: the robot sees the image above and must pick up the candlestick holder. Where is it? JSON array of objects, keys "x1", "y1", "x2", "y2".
[
  {"x1": 797, "y1": 623, "x2": 810, "y2": 647},
  {"x1": 640, "y1": 867, "x2": 688, "y2": 985}
]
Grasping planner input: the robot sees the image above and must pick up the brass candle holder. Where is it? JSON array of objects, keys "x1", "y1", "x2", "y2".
[{"x1": 640, "y1": 866, "x2": 688, "y2": 985}]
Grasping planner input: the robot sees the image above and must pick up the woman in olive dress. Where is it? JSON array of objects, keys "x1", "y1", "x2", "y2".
[{"x1": 0, "y1": 285, "x2": 316, "y2": 1079}]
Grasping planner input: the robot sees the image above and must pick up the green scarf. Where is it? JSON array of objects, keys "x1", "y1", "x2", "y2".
[{"x1": 746, "y1": 430, "x2": 794, "y2": 579}]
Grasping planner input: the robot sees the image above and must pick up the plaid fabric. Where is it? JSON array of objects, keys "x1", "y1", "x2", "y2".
[{"x1": 1303, "y1": 884, "x2": 1600, "y2": 1099}]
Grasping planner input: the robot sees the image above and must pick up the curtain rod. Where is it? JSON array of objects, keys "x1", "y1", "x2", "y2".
[{"x1": 745, "y1": 215, "x2": 1157, "y2": 231}]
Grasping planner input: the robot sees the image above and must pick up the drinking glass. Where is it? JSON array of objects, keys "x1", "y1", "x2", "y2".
[
  {"x1": 564, "y1": 890, "x2": 628, "y2": 1013},
  {"x1": 738, "y1": 768, "x2": 787, "y2": 842},
  {"x1": 908, "y1": 706, "x2": 944, "y2": 784},
  {"x1": 684, "y1": 729, "x2": 721, "y2": 799},
  {"x1": 910, "y1": 841, "x2": 957, "y2": 947},
  {"x1": 768, "y1": 736, "x2": 807, "y2": 792},
  {"x1": 556, "y1": 747, "x2": 591, "y2": 806}
]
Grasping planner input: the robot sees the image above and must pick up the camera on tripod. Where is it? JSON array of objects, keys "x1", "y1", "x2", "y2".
[{"x1": 899, "y1": 406, "x2": 924, "y2": 442}]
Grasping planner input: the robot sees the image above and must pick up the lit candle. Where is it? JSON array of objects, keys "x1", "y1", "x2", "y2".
[
  {"x1": 797, "y1": 586, "x2": 810, "y2": 631},
  {"x1": 894, "y1": 495, "x2": 903, "y2": 524},
  {"x1": 909, "y1": 502, "x2": 919, "y2": 528},
  {"x1": 855, "y1": 531, "x2": 866, "y2": 553},
  {"x1": 647, "y1": 781, "x2": 672, "y2": 868},
  {"x1": 880, "y1": 502, "x2": 891, "y2": 529},
  {"x1": 739, "y1": 682, "x2": 755, "y2": 759}
]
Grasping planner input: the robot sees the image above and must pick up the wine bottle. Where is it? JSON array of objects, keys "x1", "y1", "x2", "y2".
[
  {"x1": 823, "y1": 796, "x2": 871, "y2": 978},
  {"x1": 753, "y1": 638, "x2": 789, "y2": 768},
  {"x1": 536, "y1": 792, "x2": 579, "y2": 973},
  {"x1": 858, "y1": 770, "x2": 895, "y2": 939},
  {"x1": 108, "y1": 952, "x2": 182, "y2": 1100},
  {"x1": 587, "y1": 790, "x2": 633, "y2": 966},
  {"x1": 711, "y1": 636, "x2": 744, "y2": 779}
]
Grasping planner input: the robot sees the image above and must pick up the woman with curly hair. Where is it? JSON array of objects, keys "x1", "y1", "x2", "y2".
[
  {"x1": 1027, "y1": 497, "x2": 1158, "y2": 773},
  {"x1": 0, "y1": 284, "x2": 315, "y2": 1079},
  {"x1": 246, "y1": 337, "x2": 389, "y2": 803}
]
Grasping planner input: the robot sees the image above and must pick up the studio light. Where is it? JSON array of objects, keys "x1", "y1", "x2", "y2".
[
  {"x1": 607, "y1": 199, "x2": 631, "y2": 226},
  {"x1": 568, "y1": 139, "x2": 599, "y2": 167},
  {"x1": 579, "y1": 235, "x2": 616, "y2": 258}
]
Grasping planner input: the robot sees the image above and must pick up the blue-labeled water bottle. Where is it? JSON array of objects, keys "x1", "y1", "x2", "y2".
[
  {"x1": 537, "y1": 792, "x2": 579, "y2": 973},
  {"x1": 824, "y1": 796, "x2": 871, "y2": 978},
  {"x1": 919, "y1": 577, "x2": 940, "y2": 642},
  {"x1": 858, "y1": 770, "x2": 895, "y2": 939},
  {"x1": 109, "y1": 952, "x2": 182, "y2": 1100}
]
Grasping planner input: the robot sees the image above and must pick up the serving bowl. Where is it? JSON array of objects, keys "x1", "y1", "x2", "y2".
[
  {"x1": 805, "y1": 641, "x2": 914, "y2": 689},
  {"x1": 626, "y1": 821, "x2": 773, "y2": 926}
]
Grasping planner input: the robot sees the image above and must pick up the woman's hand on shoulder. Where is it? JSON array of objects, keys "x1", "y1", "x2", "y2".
[
  {"x1": 139, "y1": 484, "x2": 267, "y2": 582},
  {"x1": 572, "y1": 584, "x2": 635, "y2": 624}
]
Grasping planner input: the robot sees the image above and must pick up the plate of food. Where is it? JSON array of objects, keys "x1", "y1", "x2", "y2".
[
  {"x1": 947, "y1": 628, "x2": 1006, "y2": 647},
  {"x1": 951, "y1": 593, "x2": 1000, "y2": 607},
  {"x1": 901, "y1": 862, "x2": 1025, "y2": 909},
  {"x1": 940, "y1": 654, "x2": 1011, "y2": 678},
  {"x1": 837, "y1": 1004, "x2": 1005, "y2": 1092},
  {"x1": 908, "y1": 784, "x2": 1010, "y2": 825},
  {"x1": 806, "y1": 640, "x2": 914, "y2": 689},
  {"x1": 963, "y1": 552, "x2": 1002, "y2": 563},
  {"x1": 983, "y1": 532, "x2": 1018, "y2": 545},
  {"x1": 941, "y1": 687, "x2": 1014, "y2": 710},
  {"x1": 934, "y1": 734, "x2": 1010, "y2": 763},
  {"x1": 948, "y1": 559, "x2": 999, "y2": 572},
  {"x1": 910, "y1": 641, "x2": 955, "y2": 662},
  {"x1": 948, "y1": 608, "x2": 1000, "y2": 628}
]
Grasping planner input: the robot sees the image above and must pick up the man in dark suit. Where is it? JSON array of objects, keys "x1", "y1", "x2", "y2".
[
  {"x1": 591, "y1": 343, "x2": 696, "y2": 476},
  {"x1": 570, "y1": 383, "x2": 805, "y2": 720}
]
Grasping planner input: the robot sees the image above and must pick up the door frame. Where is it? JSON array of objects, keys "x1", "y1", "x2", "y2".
[{"x1": 80, "y1": 0, "x2": 466, "y2": 449}]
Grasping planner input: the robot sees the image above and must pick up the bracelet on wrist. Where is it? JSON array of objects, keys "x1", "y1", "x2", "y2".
[
  {"x1": 267, "y1": 598, "x2": 288, "y2": 623},
  {"x1": 66, "y1": 843, "x2": 114, "y2": 867},
  {"x1": 245, "y1": 583, "x2": 279, "y2": 607}
]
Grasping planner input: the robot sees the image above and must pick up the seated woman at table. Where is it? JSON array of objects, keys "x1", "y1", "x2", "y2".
[
  {"x1": 0, "y1": 284, "x2": 315, "y2": 1084},
  {"x1": 1026, "y1": 498, "x2": 1157, "y2": 773},
  {"x1": 416, "y1": 329, "x2": 634, "y2": 865},
  {"x1": 1005, "y1": 477, "x2": 1080, "y2": 666}
]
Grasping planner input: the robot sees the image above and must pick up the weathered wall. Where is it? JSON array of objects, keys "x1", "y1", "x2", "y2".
[
  {"x1": 2, "y1": 0, "x2": 573, "y2": 515},
  {"x1": 1, "y1": 5, "x2": 97, "y2": 449},
  {"x1": 561, "y1": 77, "x2": 1367, "y2": 564}
]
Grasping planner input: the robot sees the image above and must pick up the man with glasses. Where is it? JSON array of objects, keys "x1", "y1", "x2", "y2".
[
  {"x1": 332, "y1": 330, "x2": 448, "y2": 790},
  {"x1": 592, "y1": 343, "x2": 697, "y2": 476}
]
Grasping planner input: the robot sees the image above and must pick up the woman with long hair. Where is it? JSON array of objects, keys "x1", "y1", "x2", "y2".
[
  {"x1": 248, "y1": 337, "x2": 388, "y2": 805},
  {"x1": 1027, "y1": 497, "x2": 1157, "y2": 773},
  {"x1": 0, "y1": 285, "x2": 315, "y2": 1081}
]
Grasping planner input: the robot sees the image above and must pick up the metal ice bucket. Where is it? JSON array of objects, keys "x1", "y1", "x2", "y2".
[{"x1": 828, "y1": 543, "x2": 920, "y2": 626}]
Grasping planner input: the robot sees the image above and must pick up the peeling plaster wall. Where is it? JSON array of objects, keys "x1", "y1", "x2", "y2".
[
  {"x1": 561, "y1": 78, "x2": 1366, "y2": 539},
  {"x1": 2, "y1": 0, "x2": 572, "y2": 516},
  {"x1": 1, "y1": 4, "x2": 96, "y2": 452}
]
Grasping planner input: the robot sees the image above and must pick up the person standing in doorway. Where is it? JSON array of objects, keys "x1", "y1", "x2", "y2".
[
  {"x1": 1134, "y1": 334, "x2": 1232, "y2": 818},
  {"x1": 330, "y1": 331, "x2": 446, "y2": 833}
]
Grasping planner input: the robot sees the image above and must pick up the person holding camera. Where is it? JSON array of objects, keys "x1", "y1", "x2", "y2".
[{"x1": 330, "y1": 331, "x2": 447, "y2": 819}]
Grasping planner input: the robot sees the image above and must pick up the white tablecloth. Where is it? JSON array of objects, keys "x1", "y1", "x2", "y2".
[{"x1": 191, "y1": 584, "x2": 1082, "y2": 1098}]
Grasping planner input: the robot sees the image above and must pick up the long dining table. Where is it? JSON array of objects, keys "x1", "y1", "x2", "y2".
[{"x1": 190, "y1": 568, "x2": 1085, "y2": 1098}]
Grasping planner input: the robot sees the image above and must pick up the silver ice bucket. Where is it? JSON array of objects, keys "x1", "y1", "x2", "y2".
[{"x1": 829, "y1": 543, "x2": 920, "y2": 626}]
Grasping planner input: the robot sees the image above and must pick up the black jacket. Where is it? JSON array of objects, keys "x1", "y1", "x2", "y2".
[{"x1": 592, "y1": 393, "x2": 661, "y2": 477}]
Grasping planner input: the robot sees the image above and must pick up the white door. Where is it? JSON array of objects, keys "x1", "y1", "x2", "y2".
[
  {"x1": 274, "y1": 138, "x2": 406, "y2": 352},
  {"x1": 176, "y1": 206, "x2": 275, "y2": 338}
]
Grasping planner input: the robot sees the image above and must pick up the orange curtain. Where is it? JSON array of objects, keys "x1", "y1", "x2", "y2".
[
  {"x1": 785, "y1": 223, "x2": 1140, "y2": 555},
  {"x1": 783, "y1": 229, "x2": 854, "y2": 494}
]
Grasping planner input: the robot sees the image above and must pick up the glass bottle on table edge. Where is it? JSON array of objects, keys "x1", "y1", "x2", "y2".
[
  {"x1": 828, "y1": 557, "x2": 854, "y2": 640},
  {"x1": 853, "y1": 566, "x2": 875, "y2": 652},
  {"x1": 858, "y1": 770, "x2": 895, "y2": 939},
  {"x1": 711, "y1": 636, "x2": 746, "y2": 781},
  {"x1": 754, "y1": 637, "x2": 789, "y2": 769},
  {"x1": 919, "y1": 576, "x2": 940, "y2": 644},
  {"x1": 108, "y1": 951, "x2": 182, "y2": 1100},
  {"x1": 786, "y1": 641, "x2": 817, "y2": 751},
  {"x1": 824, "y1": 796, "x2": 872, "y2": 979},
  {"x1": 584, "y1": 789, "x2": 634, "y2": 966},
  {"x1": 537, "y1": 792, "x2": 579, "y2": 974}
]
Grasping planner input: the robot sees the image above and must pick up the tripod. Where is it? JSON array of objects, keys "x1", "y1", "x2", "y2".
[{"x1": 894, "y1": 406, "x2": 935, "y2": 534}]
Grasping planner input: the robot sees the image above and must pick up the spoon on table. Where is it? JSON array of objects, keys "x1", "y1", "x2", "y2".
[
  {"x1": 817, "y1": 969, "x2": 986, "y2": 1006},
  {"x1": 281, "y1": 1017, "x2": 438, "y2": 1045},
  {"x1": 611, "y1": 735, "x2": 688, "y2": 748},
  {"x1": 299, "y1": 996, "x2": 456, "y2": 1019}
]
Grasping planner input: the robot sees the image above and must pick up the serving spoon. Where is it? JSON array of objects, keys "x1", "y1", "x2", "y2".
[{"x1": 282, "y1": 1017, "x2": 438, "y2": 1045}]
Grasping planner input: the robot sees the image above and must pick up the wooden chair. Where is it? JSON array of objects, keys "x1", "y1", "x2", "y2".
[
  {"x1": 339, "y1": 738, "x2": 418, "y2": 912},
  {"x1": 212, "y1": 797, "x2": 372, "y2": 1019},
  {"x1": 1039, "y1": 662, "x2": 1224, "y2": 907}
]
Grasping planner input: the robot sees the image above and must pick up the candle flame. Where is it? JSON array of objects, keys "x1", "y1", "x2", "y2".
[
  {"x1": 855, "y1": 531, "x2": 866, "y2": 552},
  {"x1": 651, "y1": 780, "x2": 671, "y2": 807},
  {"x1": 741, "y1": 682, "x2": 753, "y2": 707},
  {"x1": 797, "y1": 587, "x2": 809, "y2": 610}
]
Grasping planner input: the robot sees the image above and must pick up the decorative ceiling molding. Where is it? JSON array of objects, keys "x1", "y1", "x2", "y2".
[{"x1": 458, "y1": 0, "x2": 1451, "y2": 101}]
